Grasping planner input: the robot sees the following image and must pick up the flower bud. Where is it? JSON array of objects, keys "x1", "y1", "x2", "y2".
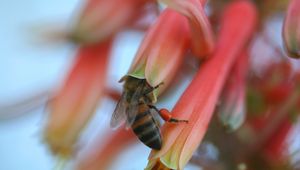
[
  {"x1": 219, "y1": 53, "x2": 248, "y2": 131},
  {"x1": 125, "y1": 8, "x2": 190, "y2": 102},
  {"x1": 44, "y1": 41, "x2": 111, "y2": 158},
  {"x1": 69, "y1": 0, "x2": 149, "y2": 44},
  {"x1": 283, "y1": 0, "x2": 300, "y2": 58}
]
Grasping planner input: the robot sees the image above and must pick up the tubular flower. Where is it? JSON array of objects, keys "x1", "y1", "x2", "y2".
[
  {"x1": 125, "y1": 8, "x2": 190, "y2": 101},
  {"x1": 77, "y1": 128, "x2": 136, "y2": 170},
  {"x1": 283, "y1": 0, "x2": 300, "y2": 58},
  {"x1": 44, "y1": 40, "x2": 111, "y2": 158},
  {"x1": 67, "y1": 0, "x2": 150, "y2": 44},
  {"x1": 159, "y1": 0, "x2": 215, "y2": 58},
  {"x1": 218, "y1": 52, "x2": 249, "y2": 131},
  {"x1": 146, "y1": 1, "x2": 257, "y2": 169}
]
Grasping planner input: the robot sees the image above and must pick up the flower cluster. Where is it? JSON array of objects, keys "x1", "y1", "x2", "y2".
[{"x1": 41, "y1": 0, "x2": 300, "y2": 169}]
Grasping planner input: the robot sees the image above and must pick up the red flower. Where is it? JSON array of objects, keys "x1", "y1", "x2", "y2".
[
  {"x1": 160, "y1": 0, "x2": 215, "y2": 58},
  {"x1": 146, "y1": 1, "x2": 257, "y2": 169},
  {"x1": 124, "y1": 8, "x2": 190, "y2": 101},
  {"x1": 77, "y1": 128, "x2": 136, "y2": 170},
  {"x1": 44, "y1": 40, "x2": 111, "y2": 158},
  {"x1": 67, "y1": 0, "x2": 150, "y2": 44}
]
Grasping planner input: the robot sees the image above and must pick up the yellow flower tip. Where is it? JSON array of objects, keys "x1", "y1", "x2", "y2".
[
  {"x1": 219, "y1": 108, "x2": 246, "y2": 132},
  {"x1": 67, "y1": 30, "x2": 94, "y2": 45},
  {"x1": 44, "y1": 133, "x2": 74, "y2": 158}
]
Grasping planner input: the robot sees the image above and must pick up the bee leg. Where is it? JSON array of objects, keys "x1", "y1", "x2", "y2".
[
  {"x1": 160, "y1": 108, "x2": 189, "y2": 123},
  {"x1": 143, "y1": 82, "x2": 164, "y2": 95},
  {"x1": 148, "y1": 105, "x2": 188, "y2": 123}
]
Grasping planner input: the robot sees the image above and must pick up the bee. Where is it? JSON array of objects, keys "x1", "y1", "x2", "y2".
[{"x1": 110, "y1": 76, "x2": 188, "y2": 150}]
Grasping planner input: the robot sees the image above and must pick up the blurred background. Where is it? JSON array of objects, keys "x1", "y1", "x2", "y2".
[
  {"x1": 0, "y1": 0, "x2": 79, "y2": 169},
  {"x1": 0, "y1": 0, "x2": 143, "y2": 169}
]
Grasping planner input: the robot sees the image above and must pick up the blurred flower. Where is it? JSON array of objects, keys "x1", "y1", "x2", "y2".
[
  {"x1": 263, "y1": 118, "x2": 293, "y2": 164},
  {"x1": 246, "y1": 61, "x2": 294, "y2": 116},
  {"x1": 125, "y1": 8, "x2": 190, "y2": 101},
  {"x1": 77, "y1": 128, "x2": 136, "y2": 170},
  {"x1": 283, "y1": 0, "x2": 300, "y2": 58},
  {"x1": 160, "y1": 0, "x2": 215, "y2": 58},
  {"x1": 65, "y1": 0, "x2": 150, "y2": 44},
  {"x1": 243, "y1": 109, "x2": 297, "y2": 169},
  {"x1": 146, "y1": 1, "x2": 257, "y2": 169},
  {"x1": 260, "y1": 61, "x2": 294, "y2": 105},
  {"x1": 238, "y1": 61, "x2": 300, "y2": 169},
  {"x1": 44, "y1": 40, "x2": 111, "y2": 158},
  {"x1": 218, "y1": 52, "x2": 249, "y2": 131},
  {"x1": 254, "y1": 0, "x2": 289, "y2": 21}
]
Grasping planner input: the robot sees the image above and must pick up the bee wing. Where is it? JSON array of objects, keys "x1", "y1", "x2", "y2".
[
  {"x1": 125, "y1": 84, "x2": 145, "y2": 129},
  {"x1": 110, "y1": 92, "x2": 128, "y2": 129},
  {"x1": 150, "y1": 108, "x2": 162, "y2": 127}
]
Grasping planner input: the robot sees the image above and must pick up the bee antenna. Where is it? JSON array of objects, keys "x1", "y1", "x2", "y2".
[{"x1": 118, "y1": 76, "x2": 126, "y2": 83}]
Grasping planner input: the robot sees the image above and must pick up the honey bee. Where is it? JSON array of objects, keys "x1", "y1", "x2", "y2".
[{"x1": 110, "y1": 76, "x2": 188, "y2": 150}]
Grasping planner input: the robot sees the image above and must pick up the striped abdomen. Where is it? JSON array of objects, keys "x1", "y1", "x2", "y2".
[{"x1": 131, "y1": 105, "x2": 162, "y2": 150}]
